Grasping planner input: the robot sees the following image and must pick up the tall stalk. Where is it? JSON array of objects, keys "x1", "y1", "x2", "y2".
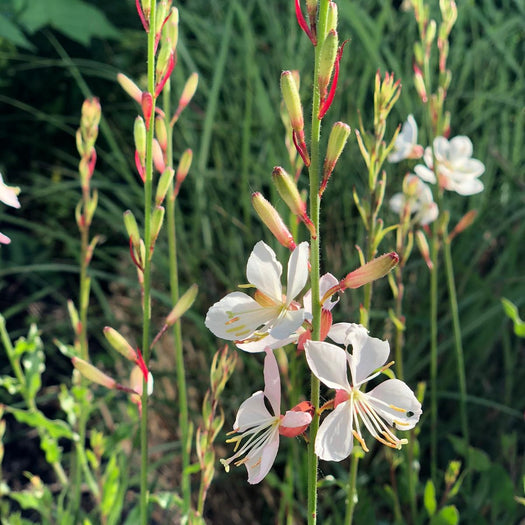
[
  {"x1": 139, "y1": 2, "x2": 157, "y2": 522},
  {"x1": 306, "y1": 3, "x2": 329, "y2": 522}
]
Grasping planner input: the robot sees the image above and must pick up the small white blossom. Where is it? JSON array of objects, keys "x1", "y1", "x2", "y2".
[
  {"x1": 205, "y1": 241, "x2": 311, "y2": 347},
  {"x1": 305, "y1": 324, "x2": 422, "y2": 461},
  {"x1": 415, "y1": 136, "x2": 485, "y2": 196},
  {"x1": 388, "y1": 115, "x2": 423, "y2": 163},
  {"x1": 390, "y1": 174, "x2": 438, "y2": 225}
]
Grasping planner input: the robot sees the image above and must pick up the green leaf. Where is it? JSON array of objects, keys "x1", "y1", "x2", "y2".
[
  {"x1": 150, "y1": 491, "x2": 183, "y2": 510},
  {"x1": 429, "y1": 505, "x2": 460, "y2": 525},
  {"x1": 0, "y1": 13, "x2": 35, "y2": 50},
  {"x1": 0, "y1": 375, "x2": 21, "y2": 395},
  {"x1": 424, "y1": 479, "x2": 437, "y2": 516},
  {"x1": 17, "y1": 0, "x2": 120, "y2": 46},
  {"x1": 101, "y1": 455, "x2": 120, "y2": 518},
  {"x1": 40, "y1": 433, "x2": 62, "y2": 464},
  {"x1": 22, "y1": 348, "x2": 45, "y2": 399},
  {"x1": 8, "y1": 407, "x2": 75, "y2": 440},
  {"x1": 501, "y1": 298, "x2": 525, "y2": 337}
]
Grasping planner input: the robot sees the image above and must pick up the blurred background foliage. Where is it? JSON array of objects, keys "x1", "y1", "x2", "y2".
[{"x1": 0, "y1": 0, "x2": 524, "y2": 522}]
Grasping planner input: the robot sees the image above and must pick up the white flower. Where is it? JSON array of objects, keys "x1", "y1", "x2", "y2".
[
  {"x1": 0, "y1": 173, "x2": 20, "y2": 209},
  {"x1": 415, "y1": 136, "x2": 485, "y2": 195},
  {"x1": 305, "y1": 324, "x2": 422, "y2": 461},
  {"x1": 221, "y1": 349, "x2": 312, "y2": 484},
  {"x1": 205, "y1": 241, "x2": 310, "y2": 346},
  {"x1": 388, "y1": 115, "x2": 424, "y2": 163},
  {"x1": 389, "y1": 174, "x2": 438, "y2": 225}
]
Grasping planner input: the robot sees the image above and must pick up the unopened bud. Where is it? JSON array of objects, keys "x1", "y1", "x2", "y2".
[
  {"x1": 72, "y1": 357, "x2": 116, "y2": 390},
  {"x1": 327, "y1": 1, "x2": 338, "y2": 33},
  {"x1": 155, "y1": 167, "x2": 175, "y2": 205},
  {"x1": 425, "y1": 19, "x2": 437, "y2": 51},
  {"x1": 154, "y1": 0, "x2": 170, "y2": 41},
  {"x1": 134, "y1": 116, "x2": 147, "y2": 160},
  {"x1": 123, "y1": 210, "x2": 141, "y2": 248},
  {"x1": 272, "y1": 167, "x2": 306, "y2": 217},
  {"x1": 449, "y1": 210, "x2": 477, "y2": 242},
  {"x1": 318, "y1": 30, "x2": 338, "y2": 99},
  {"x1": 155, "y1": 117, "x2": 168, "y2": 151},
  {"x1": 321, "y1": 121, "x2": 351, "y2": 195},
  {"x1": 174, "y1": 149, "x2": 193, "y2": 197},
  {"x1": 281, "y1": 71, "x2": 304, "y2": 132},
  {"x1": 67, "y1": 300, "x2": 80, "y2": 335},
  {"x1": 150, "y1": 206, "x2": 165, "y2": 248},
  {"x1": 413, "y1": 65, "x2": 428, "y2": 103},
  {"x1": 413, "y1": 42, "x2": 424, "y2": 67},
  {"x1": 415, "y1": 230, "x2": 433, "y2": 271},
  {"x1": 164, "y1": 7, "x2": 179, "y2": 52},
  {"x1": 103, "y1": 327, "x2": 137, "y2": 362},
  {"x1": 341, "y1": 252, "x2": 399, "y2": 290},
  {"x1": 279, "y1": 400, "x2": 314, "y2": 437},
  {"x1": 152, "y1": 139, "x2": 165, "y2": 172},
  {"x1": 180, "y1": 72, "x2": 198, "y2": 109},
  {"x1": 166, "y1": 284, "x2": 198, "y2": 325},
  {"x1": 252, "y1": 192, "x2": 296, "y2": 250},
  {"x1": 81, "y1": 97, "x2": 101, "y2": 132},
  {"x1": 130, "y1": 365, "x2": 154, "y2": 396},
  {"x1": 117, "y1": 73, "x2": 142, "y2": 104}
]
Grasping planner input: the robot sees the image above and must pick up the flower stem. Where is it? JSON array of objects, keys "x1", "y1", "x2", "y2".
[
  {"x1": 443, "y1": 231, "x2": 470, "y2": 463},
  {"x1": 307, "y1": 2, "x2": 329, "y2": 523},
  {"x1": 429, "y1": 221, "x2": 439, "y2": 485},
  {"x1": 344, "y1": 452, "x2": 359, "y2": 525},
  {"x1": 163, "y1": 82, "x2": 192, "y2": 516},
  {"x1": 140, "y1": 3, "x2": 157, "y2": 522}
]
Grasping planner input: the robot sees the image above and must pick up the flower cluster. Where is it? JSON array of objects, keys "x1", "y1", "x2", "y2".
[
  {"x1": 388, "y1": 115, "x2": 485, "y2": 225},
  {"x1": 206, "y1": 241, "x2": 421, "y2": 483}
]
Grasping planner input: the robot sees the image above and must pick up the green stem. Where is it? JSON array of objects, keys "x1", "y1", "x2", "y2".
[
  {"x1": 429, "y1": 221, "x2": 439, "y2": 485},
  {"x1": 163, "y1": 82, "x2": 191, "y2": 515},
  {"x1": 307, "y1": 2, "x2": 329, "y2": 523},
  {"x1": 140, "y1": 4, "x2": 157, "y2": 523},
  {"x1": 443, "y1": 234, "x2": 469, "y2": 462},
  {"x1": 344, "y1": 453, "x2": 359, "y2": 525}
]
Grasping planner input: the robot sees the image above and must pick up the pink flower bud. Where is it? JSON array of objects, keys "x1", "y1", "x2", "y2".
[
  {"x1": 72, "y1": 357, "x2": 116, "y2": 390},
  {"x1": 155, "y1": 116, "x2": 168, "y2": 151},
  {"x1": 340, "y1": 252, "x2": 399, "y2": 290},
  {"x1": 141, "y1": 92, "x2": 154, "y2": 129},
  {"x1": 413, "y1": 65, "x2": 428, "y2": 103},
  {"x1": 252, "y1": 192, "x2": 296, "y2": 250},
  {"x1": 117, "y1": 73, "x2": 142, "y2": 104},
  {"x1": 171, "y1": 73, "x2": 198, "y2": 126},
  {"x1": 279, "y1": 401, "x2": 314, "y2": 437},
  {"x1": 174, "y1": 149, "x2": 193, "y2": 198},
  {"x1": 152, "y1": 139, "x2": 165, "y2": 173}
]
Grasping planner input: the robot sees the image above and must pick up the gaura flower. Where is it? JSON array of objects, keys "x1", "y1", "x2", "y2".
[
  {"x1": 0, "y1": 173, "x2": 21, "y2": 245},
  {"x1": 415, "y1": 135, "x2": 485, "y2": 196},
  {"x1": 205, "y1": 241, "x2": 311, "y2": 345},
  {"x1": 389, "y1": 174, "x2": 438, "y2": 226},
  {"x1": 0, "y1": 173, "x2": 21, "y2": 209},
  {"x1": 387, "y1": 115, "x2": 424, "y2": 163},
  {"x1": 305, "y1": 324, "x2": 422, "y2": 461},
  {"x1": 221, "y1": 348, "x2": 313, "y2": 484}
]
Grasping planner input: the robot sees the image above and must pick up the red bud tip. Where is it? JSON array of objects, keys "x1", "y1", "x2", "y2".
[
  {"x1": 141, "y1": 92, "x2": 153, "y2": 129},
  {"x1": 135, "y1": 0, "x2": 149, "y2": 32},
  {"x1": 295, "y1": 0, "x2": 316, "y2": 45},
  {"x1": 318, "y1": 40, "x2": 348, "y2": 119}
]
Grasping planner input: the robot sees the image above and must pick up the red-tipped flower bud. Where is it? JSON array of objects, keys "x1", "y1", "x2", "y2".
[
  {"x1": 72, "y1": 357, "x2": 116, "y2": 390},
  {"x1": 103, "y1": 327, "x2": 137, "y2": 362},
  {"x1": 252, "y1": 192, "x2": 296, "y2": 250},
  {"x1": 340, "y1": 252, "x2": 399, "y2": 290},
  {"x1": 117, "y1": 73, "x2": 142, "y2": 104},
  {"x1": 281, "y1": 70, "x2": 304, "y2": 133},
  {"x1": 321, "y1": 121, "x2": 351, "y2": 196}
]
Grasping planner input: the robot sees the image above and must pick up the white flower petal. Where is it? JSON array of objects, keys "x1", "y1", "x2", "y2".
[
  {"x1": 246, "y1": 241, "x2": 283, "y2": 302},
  {"x1": 286, "y1": 241, "x2": 309, "y2": 302},
  {"x1": 448, "y1": 135, "x2": 473, "y2": 161},
  {"x1": 366, "y1": 379, "x2": 422, "y2": 430},
  {"x1": 432, "y1": 136, "x2": 450, "y2": 162},
  {"x1": 405, "y1": 115, "x2": 418, "y2": 144},
  {"x1": 234, "y1": 391, "x2": 273, "y2": 431},
  {"x1": 453, "y1": 178, "x2": 484, "y2": 196},
  {"x1": 328, "y1": 322, "x2": 365, "y2": 347},
  {"x1": 246, "y1": 429, "x2": 279, "y2": 484},
  {"x1": 281, "y1": 410, "x2": 312, "y2": 428},
  {"x1": 270, "y1": 308, "x2": 308, "y2": 340},
  {"x1": 205, "y1": 292, "x2": 276, "y2": 341},
  {"x1": 315, "y1": 401, "x2": 354, "y2": 461},
  {"x1": 263, "y1": 349, "x2": 280, "y2": 416},
  {"x1": 454, "y1": 158, "x2": 485, "y2": 178},
  {"x1": 0, "y1": 174, "x2": 20, "y2": 209},
  {"x1": 389, "y1": 193, "x2": 405, "y2": 215},
  {"x1": 236, "y1": 332, "x2": 298, "y2": 353},
  {"x1": 304, "y1": 340, "x2": 351, "y2": 392},
  {"x1": 414, "y1": 164, "x2": 437, "y2": 184},
  {"x1": 350, "y1": 330, "x2": 390, "y2": 385}
]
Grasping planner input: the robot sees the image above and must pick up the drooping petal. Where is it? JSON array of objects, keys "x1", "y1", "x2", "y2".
[
  {"x1": 280, "y1": 409, "x2": 312, "y2": 429},
  {"x1": 246, "y1": 429, "x2": 280, "y2": 484},
  {"x1": 285, "y1": 241, "x2": 309, "y2": 303},
  {"x1": 303, "y1": 272, "x2": 339, "y2": 314},
  {"x1": 263, "y1": 349, "x2": 280, "y2": 416},
  {"x1": 234, "y1": 390, "x2": 273, "y2": 431},
  {"x1": 366, "y1": 379, "x2": 422, "y2": 430},
  {"x1": 270, "y1": 308, "x2": 309, "y2": 340},
  {"x1": 205, "y1": 291, "x2": 277, "y2": 341},
  {"x1": 246, "y1": 241, "x2": 283, "y2": 302},
  {"x1": 315, "y1": 400, "x2": 354, "y2": 461},
  {"x1": 328, "y1": 322, "x2": 364, "y2": 347},
  {"x1": 304, "y1": 340, "x2": 351, "y2": 392}
]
